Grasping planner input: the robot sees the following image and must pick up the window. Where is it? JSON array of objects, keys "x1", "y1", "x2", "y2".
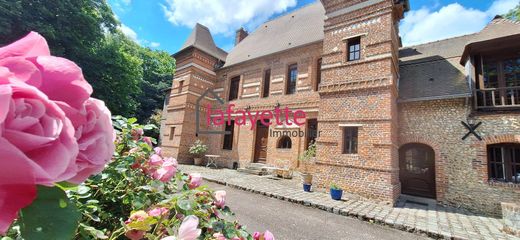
[
  {"x1": 177, "y1": 80, "x2": 184, "y2": 93},
  {"x1": 222, "y1": 120, "x2": 235, "y2": 150},
  {"x1": 286, "y1": 64, "x2": 297, "y2": 94},
  {"x1": 229, "y1": 76, "x2": 240, "y2": 101},
  {"x1": 477, "y1": 55, "x2": 520, "y2": 108},
  {"x1": 315, "y1": 58, "x2": 322, "y2": 91},
  {"x1": 277, "y1": 136, "x2": 292, "y2": 149},
  {"x1": 306, "y1": 119, "x2": 318, "y2": 149},
  {"x1": 342, "y1": 127, "x2": 358, "y2": 154},
  {"x1": 488, "y1": 144, "x2": 520, "y2": 183},
  {"x1": 169, "y1": 127, "x2": 175, "y2": 141},
  {"x1": 262, "y1": 69, "x2": 271, "y2": 98},
  {"x1": 347, "y1": 37, "x2": 361, "y2": 61}
]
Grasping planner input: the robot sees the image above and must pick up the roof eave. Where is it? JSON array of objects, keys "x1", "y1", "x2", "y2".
[{"x1": 460, "y1": 34, "x2": 520, "y2": 65}]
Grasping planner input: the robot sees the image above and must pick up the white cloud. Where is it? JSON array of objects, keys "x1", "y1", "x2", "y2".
[
  {"x1": 150, "y1": 42, "x2": 161, "y2": 48},
  {"x1": 400, "y1": 0, "x2": 519, "y2": 46},
  {"x1": 121, "y1": 0, "x2": 131, "y2": 5},
  {"x1": 162, "y1": 0, "x2": 297, "y2": 36},
  {"x1": 119, "y1": 24, "x2": 138, "y2": 42}
]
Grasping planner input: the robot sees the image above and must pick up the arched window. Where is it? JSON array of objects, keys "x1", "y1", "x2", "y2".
[
  {"x1": 488, "y1": 143, "x2": 520, "y2": 183},
  {"x1": 277, "y1": 136, "x2": 292, "y2": 149}
]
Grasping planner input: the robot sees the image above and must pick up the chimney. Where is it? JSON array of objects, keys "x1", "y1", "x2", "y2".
[{"x1": 235, "y1": 27, "x2": 248, "y2": 46}]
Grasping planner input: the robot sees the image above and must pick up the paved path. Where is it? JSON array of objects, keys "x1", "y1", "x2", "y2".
[
  {"x1": 207, "y1": 181, "x2": 431, "y2": 240},
  {"x1": 180, "y1": 165, "x2": 520, "y2": 240}
]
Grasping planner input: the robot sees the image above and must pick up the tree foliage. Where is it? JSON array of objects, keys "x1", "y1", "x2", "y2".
[
  {"x1": 504, "y1": 4, "x2": 520, "y2": 21},
  {"x1": 0, "y1": 0, "x2": 175, "y2": 120}
]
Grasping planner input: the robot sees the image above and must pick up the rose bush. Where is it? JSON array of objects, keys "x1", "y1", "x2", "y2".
[
  {"x1": 2, "y1": 32, "x2": 274, "y2": 240},
  {"x1": 0, "y1": 32, "x2": 115, "y2": 238},
  {"x1": 69, "y1": 116, "x2": 274, "y2": 240}
]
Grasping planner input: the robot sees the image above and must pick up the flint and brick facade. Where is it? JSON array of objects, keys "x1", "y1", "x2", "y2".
[{"x1": 161, "y1": 0, "x2": 520, "y2": 215}]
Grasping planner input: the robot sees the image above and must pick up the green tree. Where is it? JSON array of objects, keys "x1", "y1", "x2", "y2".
[
  {"x1": 0, "y1": 0, "x2": 175, "y2": 118},
  {"x1": 85, "y1": 33, "x2": 144, "y2": 116},
  {"x1": 137, "y1": 47, "x2": 175, "y2": 121},
  {"x1": 504, "y1": 4, "x2": 520, "y2": 20}
]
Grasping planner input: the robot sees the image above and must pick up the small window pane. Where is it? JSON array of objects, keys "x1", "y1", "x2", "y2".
[
  {"x1": 277, "y1": 136, "x2": 292, "y2": 149},
  {"x1": 342, "y1": 127, "x2": 358, "y2": 154}
]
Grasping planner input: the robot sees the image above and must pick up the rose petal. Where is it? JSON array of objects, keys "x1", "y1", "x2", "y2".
[{"x1": 0, "y1": 32, "x2": 50, "y2": 59}]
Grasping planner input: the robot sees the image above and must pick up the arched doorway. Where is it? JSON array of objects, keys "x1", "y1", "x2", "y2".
[{"x1": 399, "y1": 143, "x2": 436, "y2": 198}]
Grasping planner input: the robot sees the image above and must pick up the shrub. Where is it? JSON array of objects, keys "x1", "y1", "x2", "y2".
[{"x1": 189, "y1": 140, "x2": 209, "y2": 156}]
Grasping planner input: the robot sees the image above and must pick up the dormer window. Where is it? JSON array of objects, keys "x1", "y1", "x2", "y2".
[{"x1": 475, "y1": 55, "x2": 520, "y2": 109}]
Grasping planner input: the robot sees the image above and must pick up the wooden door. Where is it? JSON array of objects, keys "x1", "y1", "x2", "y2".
[
  {"x1": 254, "y1": 122, "x2": 269, "y2": 163},
  {"x1": 399, "y1": 144, "x2": 436, "y2": 198}
]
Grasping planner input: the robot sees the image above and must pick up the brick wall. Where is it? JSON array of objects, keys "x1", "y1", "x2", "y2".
[{"x1": 313, "y1": 0, "x2": 402, "y2": 203}]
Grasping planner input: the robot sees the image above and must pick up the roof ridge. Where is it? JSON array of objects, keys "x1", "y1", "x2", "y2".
[
  {"x1": 260, "y1": 1, "x2": 320, "y2": 26},
  {"x1": 401, "y1": 33, "x2": 477, "y2": 49}
]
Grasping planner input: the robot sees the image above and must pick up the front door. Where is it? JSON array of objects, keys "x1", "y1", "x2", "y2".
[
  {"x1": 254, "y1": 121, "x2": 269, "y2": 163},
  {"x1": 399, "y1": 144, "x2": 436, "y2": 198}
]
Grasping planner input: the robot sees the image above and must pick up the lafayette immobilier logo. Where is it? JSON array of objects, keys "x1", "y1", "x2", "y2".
[{"x1": 195, "y1": 89, "x2": 307, "y2": 136}]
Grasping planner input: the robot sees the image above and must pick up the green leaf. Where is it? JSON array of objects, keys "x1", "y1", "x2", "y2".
[
  {"x1": 128, "y1": 118, "x2": 138, "y2": 124},
  {"x1": 177, "y1": 199, "x2": 193, "y2": 211},
  {"x1": 19, "y1": 186, "x2": 80, "y2": 240}
]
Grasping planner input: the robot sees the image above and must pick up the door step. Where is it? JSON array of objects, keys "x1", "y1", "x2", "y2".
[{"x1": 237, "y1": 163, "x2": 270, "y2": 175}]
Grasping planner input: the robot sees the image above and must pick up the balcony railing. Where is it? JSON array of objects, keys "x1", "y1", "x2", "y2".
[{"x1": 475, "y1": 86, "x2": 520, "y2": 110}]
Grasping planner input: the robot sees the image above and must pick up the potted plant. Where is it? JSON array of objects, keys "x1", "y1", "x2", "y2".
[
  {"x1": 189, "y1": 139, "x2": 208, "y2": 166},
  {"x1": 330, "y1": 183, "x2": 343, "y2": 200},
  {"x1": 299, "y1": 141, "x2": 316, "y2": 192}
]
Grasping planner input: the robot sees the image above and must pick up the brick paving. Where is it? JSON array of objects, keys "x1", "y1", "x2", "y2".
[{"x1": 180, "y1": 165, "x2": 520, "y2": 240}]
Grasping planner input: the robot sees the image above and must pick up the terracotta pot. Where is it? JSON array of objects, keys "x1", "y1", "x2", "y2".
[
  {"x1": 301, "y1": 173, "x2": 313, "y2": 184},
  {"x1": 194, "y1": 157, "x2": 203, "y2": 166}
]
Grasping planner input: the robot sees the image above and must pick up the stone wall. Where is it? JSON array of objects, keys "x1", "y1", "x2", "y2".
[{"x1": 399, "y1": 98, "x2": 520, "y2": 215}]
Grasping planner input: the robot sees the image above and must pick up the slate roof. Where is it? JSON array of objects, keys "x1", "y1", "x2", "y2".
[
  {"x1": 398, "y1": 34, "x2": 475, "y2": 101},
  {"x1": 174, "y1": 4, "x2": 520, "y2": 102},
  {"x1": 399, "y1": 16, "x2": 520, "y2": 101},
  {"x1": 175, "y1": 23, "x2": 227, "y2": 61},
  {"x1": 222, "y1": 2, "x2": 325, "y2": 68}
]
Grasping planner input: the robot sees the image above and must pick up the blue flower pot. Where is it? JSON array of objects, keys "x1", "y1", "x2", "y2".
[
  {"x1": 330, "y1": 188, "x2": 343, "y2": 200},
  {"x1": 303, "y1": 184, "x2": 312, "y2": 192}
]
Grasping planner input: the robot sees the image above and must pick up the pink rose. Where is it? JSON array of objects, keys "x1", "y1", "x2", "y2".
[
  {"x1": 263, "y1": 231, "x2": 275, "y2": 240},
  {"x1": 0, "y1": 32, "x2": 113, "y2": 182},
  {"x1": 149, "y1": 154, "x2": 163, "y2": 167},
  {"x1": 253, "y1": 232, "x2": 261, "y2": 240},
  {"x1": 162, "y1": 215, "x2": 201, "y2": 240},
  {"x1": 0, "y1": 32, "x2": 92, "y2": 109},
  {"x1": 143, "y1": 136, "x2": 153, "y2": 147},
  {"x1": 125, "y1": 230, "x2": 145, "y2": 240},
  {"x1": 213, "y1": 233, "x2": 226, "y2": 240},
  {"x1": 188, "y1": 173, "x2": 202, "y2": 189},
  {"x1": 65, "y1": 98, "x2": 115, "y2": 183},
  {"x1": 154, "y1": 147, "x2": 162, "y2": 156},
  {"x1": 152, "y1": 158, "x2": 177, "y2": 182},
  {"x1": 0, "y1": 81, "x2": 78, "y2": 234},
  {"x1": 214, "y1": 190, "x2": 226, "y2": 208},
  {"x1": 148, "y1": 207, "x2": 169, "y2": 217}
]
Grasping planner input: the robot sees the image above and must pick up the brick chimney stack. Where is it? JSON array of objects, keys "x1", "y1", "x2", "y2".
[{"x1": 235, "y1": 27, "x2": 248, "y2": 46}]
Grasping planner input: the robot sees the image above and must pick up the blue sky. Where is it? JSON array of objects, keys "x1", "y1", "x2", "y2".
[{"x1": 108, "y1": 0, "x2": 519, "y2": 54}]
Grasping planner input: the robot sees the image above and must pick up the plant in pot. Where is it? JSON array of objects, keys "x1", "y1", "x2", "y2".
[
  {"x1": 330, "y1": 183, "x2": 343, "y2": 200},
  {"x1": 299, "y1": 141, "x2": 316, "y2": 192},
  {"x1": 189, "y1": 139, "x2": 208, "y2": 165}
]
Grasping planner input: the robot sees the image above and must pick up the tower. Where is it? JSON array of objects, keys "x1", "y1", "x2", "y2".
[
  {"x1": 160, "y1": 23, "x2": 227, "y2": 163},
  {"x1": 315, "y1": 0, "x2": 409, "y2": 203}
]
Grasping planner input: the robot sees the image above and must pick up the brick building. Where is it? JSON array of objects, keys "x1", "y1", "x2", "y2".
[{"x1": 160, "y1": 0, "x2": 520, "y2": 215}]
